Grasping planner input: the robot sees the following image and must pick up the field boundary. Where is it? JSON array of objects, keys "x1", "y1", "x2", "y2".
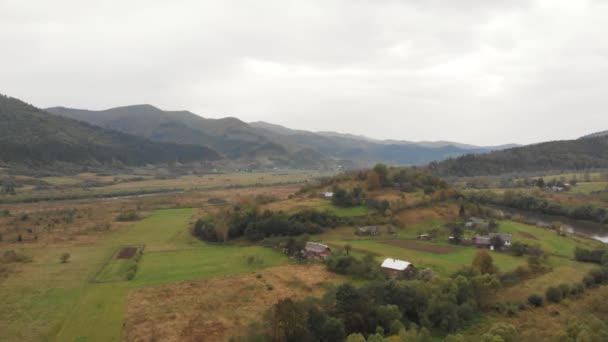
[{"x1": 90, "y1": 244, "x2": 146, "y2": 283}]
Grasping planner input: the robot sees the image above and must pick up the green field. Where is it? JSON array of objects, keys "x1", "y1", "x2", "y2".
[
  {"x1": 0, "y1": 208, "x2": 286, "y2": 341},
  {"x1": 497, "y1": 220, "x2": 603, "y2": 260},
  {"x1": 319, "y1": 219, "x2": 604, "y2": 276},
  {"x1": 571, "y1": 181, "x2": 608, "y2": 194}
]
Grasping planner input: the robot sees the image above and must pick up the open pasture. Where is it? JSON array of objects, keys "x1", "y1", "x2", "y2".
[{"x1": 0, "y1": 207, "x2": 287, "y2": 341}]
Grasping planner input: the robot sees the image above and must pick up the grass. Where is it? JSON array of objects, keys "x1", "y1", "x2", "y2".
[
  {"x1": 326, "y1": 239, "x2": 527, "y2": 276},
  {"x1": 0, "y1": 170, "x2": 327, "y2": 204},
  {"x1": 1, "y1": 208, "x2": 287, "y2": 342},
  {"x1": 497, "y1": 220, "x2": 603, "y2": 260},
  {"x1": 93, "y1": 246, "x2": 143, "y2": 283},
  {"x1": 571, "y1": 182, "x2": 608, "y2": 194}
]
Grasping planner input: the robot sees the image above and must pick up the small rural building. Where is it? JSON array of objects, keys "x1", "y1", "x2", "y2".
[
  {"x1": 417, "y1": 234, "x2": 432, "y2": 240},
  {"x1": 472, "y1": 235, "x2": 491, "y2": 247},
  {"x1": 465, "y1": 217, "x2": 490, "y2": 229},
  {"x1": 489, "y1": 233, "x2": 512, "y2": 246},
  {"x1": 357, "y1": 226, "x2": 379, "y2": 236},
  {"x1": 473, "y1": 233, "x2": 512, "y2": 249},
  {"x1": 304, "y1": 242, "x2": 331, "y2": 260},
  {"x1": 536, "y1": 221, "x2": 551, "y2": 229},
  {"x1": 381, "y1": 258, "x2": 414, "y2": 277},
  {"x1": 319, "y1": 192, "x2": 334, "y2": 199},
  {"x1": 387, "y1": 226, "x2": 397, "y2": 235}
]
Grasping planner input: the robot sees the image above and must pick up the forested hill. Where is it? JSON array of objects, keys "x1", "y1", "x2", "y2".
[
  {"x1": 428, "y1": 136, "x2": 608, "y2": 177},
  {"x1": 0, "y1": 95, "x2": 221, "y2": 165}
]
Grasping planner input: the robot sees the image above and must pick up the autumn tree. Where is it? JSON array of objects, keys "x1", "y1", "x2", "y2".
[{"x1": 472, "y1": 249, "x2": 496, "y2": 274}]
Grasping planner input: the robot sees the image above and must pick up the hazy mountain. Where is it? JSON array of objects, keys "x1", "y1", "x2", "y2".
[
  {"x1": 48, "y1": 105, "x2": 518, "y2": 168},
  {"x1": 428, "y1": 136, "x2": 608, "y2": 177},
  {"x1": 580, "y1": 130, "x2": 608, "y2": 139},
  {"x1": 0, "y1": 95, "x2": 220, "y2": 166},
  {"x1": 47, "y1": 105, "x2": 282, "y2": 160},
  {"x1": 251, "y1": 121, "x2": 519, "y2": 150}
]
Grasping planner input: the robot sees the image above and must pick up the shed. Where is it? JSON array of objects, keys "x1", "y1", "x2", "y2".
[
  {"x1": 357, "y1": 226, "x2": 379, "y2": 235},
  {"x1": 381, "y1": 258, "x2": 414, "y2": 277},
  {"x1": 304, "y1": 242, "x2": 331, "y2": 260}
]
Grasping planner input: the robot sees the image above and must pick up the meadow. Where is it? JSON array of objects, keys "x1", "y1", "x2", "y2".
[{"x1": 0, "y1": 208, "x2": 287, "y2": 341}]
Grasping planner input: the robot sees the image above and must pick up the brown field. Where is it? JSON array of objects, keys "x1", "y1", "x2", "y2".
[
  {"x1": 397, "y1": 202, "x2": 457, "y2": 224},
  {"x1": 380, "y1": 240, "x2": 455, "y2": 254},
  {"x1": 0, "y1": 184, "x2": 300, "y2": 247},
  {"x1": 518, "y1": 231, "x2": 537, "y2": 239},
  {"x1": 117, "y1": 247, "x2": 138, "y2": 259},
  {"x1": 124, "y1": 264, "x2": 342, "y2": 342}
]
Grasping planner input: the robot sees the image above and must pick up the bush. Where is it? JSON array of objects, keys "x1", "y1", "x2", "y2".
[
  {"x1": 583, "y1": 274, "x2": 596, "y2": 288},
  {"x1": 558, "y1": 283, "x2": 571, "y2": 299},
  {"x1": 570, "y1": 283, "x2": 585, "y2": 296},
  {"x1": 116, "y1": 210, "x2": 140, "y2": 222},
  {"x1": 59, "y1": 252, "x2": 70, "y2": 264},
  {"x1": 546, "y1": 286, "x2": 563, "y2": 303},
  {"x1": 528, "y1": 294, "x2": 543, "y2": 307}
]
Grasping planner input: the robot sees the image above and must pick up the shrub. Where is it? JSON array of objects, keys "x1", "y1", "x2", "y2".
[
  {"x1": 116, "y1": 210, "x2": 140, "y2": 222},
  {"x1": 546, "y1": 286, "x2": 563, "y2": 303},
  {"x1": 59, "y1": 253, "x2": 70, "y2": 264},
  {"x1": 558, "y1": 283, "x2": 571, "y2": 299},
  {"x1": 125, "y1": 264, "x2": 137, "y2": 280},
  {"x1": 571, "y1": 283, "x2": 585, "y2": 296},
  {"x1": 528, "y1": 294, "x2": 543, "y2": 307},
  {"x1": 583, "y1": 274, "x2": 596, "y2": 288}
]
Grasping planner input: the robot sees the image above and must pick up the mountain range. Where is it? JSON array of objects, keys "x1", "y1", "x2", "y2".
[
  {"x1": 5, "y1": 92, "x2": 607, "y2": 175},
  {"x1": 45, "y1": 104, "x2": 517, "y2": 168},
  {"x1": 0, "y1": 95, "x2": 220, "y2": 167}
]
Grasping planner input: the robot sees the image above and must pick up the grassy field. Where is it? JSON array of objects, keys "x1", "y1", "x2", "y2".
[
  {"x1": 571, "y1": 181, "x2": 608, "y2": 194},
  {"x1": 497, "y1": 220, "x2": 603, "y2": 260},
  {"x1": 0, "y1": 170, "x2": 325, "y2": 204},
  {"x1": 0, "y1": 208, "x2": 287, "y2": 341}
]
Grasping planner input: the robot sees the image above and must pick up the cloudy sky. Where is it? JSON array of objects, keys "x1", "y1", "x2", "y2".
[{"x1": 2, "y1": 0, "x2": 608, "y2": 145}]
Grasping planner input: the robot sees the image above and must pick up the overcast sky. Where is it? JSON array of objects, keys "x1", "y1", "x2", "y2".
[{"x1": 2, "y1": 0, "x2": 608, "y2": 145}]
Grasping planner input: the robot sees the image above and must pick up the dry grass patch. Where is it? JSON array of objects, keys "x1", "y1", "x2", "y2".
[
  {"x1": 124, "y1": 264, "x2": 342, "y2": 342},
  {"x1": 398, "y1": 203, "x2": 457, "y2": 225}
]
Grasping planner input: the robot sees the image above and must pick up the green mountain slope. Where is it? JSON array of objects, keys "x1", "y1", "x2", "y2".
[
  {"x1": 0, "y1": 95, "x2": 221, "y2": 165},
  {"x1": 47, "y1": 105, "x2": 285, "y2": 159},
  {"x1": 428, "y1": 137, "x2": 608, "y2": 176},
  {"x1": 48, "y1": 105, "x2": 518, "y2": 167}
]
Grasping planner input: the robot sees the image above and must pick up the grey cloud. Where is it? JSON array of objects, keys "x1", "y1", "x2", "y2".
[{"x1": 1, "y1": 0, "x2": 607, "y2": 145}]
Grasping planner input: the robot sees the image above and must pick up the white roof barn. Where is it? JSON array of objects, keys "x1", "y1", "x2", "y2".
[{"x1": 381, "y1": 258, "x2": 412, "y2": 271}]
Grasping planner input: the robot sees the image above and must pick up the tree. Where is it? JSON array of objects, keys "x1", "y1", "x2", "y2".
[
  {"x1": 472, "y1": 250, "x2": 496, "y2": 274},
  {"x1": 486, "y1": 323, "x2": 517, "y2": 342},
  {"x1": 459, "y1": 204, "x2": 466, "y2": 218},
  {"x1": 59, "y1": 253, "x2": 70, "y2": 263},
  {"x1": 536, "y1": 177, "x2": 545, "y2": 188},
  {"x1": 375, "y1": 304, "x2": 402, "y2": 330},
  {"x1": 321, "y1": 317, "x2": 345, "y2": 342},
  {"x1": 344, "y1": 244, "x2": 352, "y2": 256},
  {"x1": 345, "y1": 333, "x2": 366, "y2": 342},
  {"x1": 373, "y1": 163, "x2": 389, "y2": 186},
  {"x1": 489, "y1": 235, "x2": 504, "y2": 249},
  {"x1": 269, "y1": 298, "x2": 309, "y2": 341},
  {"x1": 545, "y1": 286, "x2": 563, "y2": 303},
  {"x1": 450, "y1": 224, "x2": 463, "y2": 245},
  {"x1": 527, "y1": 294, "x2": 543, "y2": 307},
  {"x1": 510, "y1": 241, "x2": 526, "y2": 256},
  {"x1": 366, "y1": 171, "x2": 381, "y2": 190}
]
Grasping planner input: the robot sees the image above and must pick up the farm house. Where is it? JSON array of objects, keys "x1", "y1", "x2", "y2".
[{"x1": 381, "y1": 258, "x2": 414, "y2": 277}]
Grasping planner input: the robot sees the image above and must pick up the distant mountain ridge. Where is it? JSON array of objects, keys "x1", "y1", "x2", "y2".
[
  {"x1": 46, "y1": 105, "x2": 519, "y2": 168},
  {"x1": 0, "y1": 95, "x2": 221, "y2": 167},
  {"x1": 580, "y1": 130, "x2": 608, "y2": 139},
  {"x1": 429, "y1": 136, "x2": 608, "y2": 177},
  {"x1": 251, "y1": 121, "x2": 520, "y2": 150}
]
